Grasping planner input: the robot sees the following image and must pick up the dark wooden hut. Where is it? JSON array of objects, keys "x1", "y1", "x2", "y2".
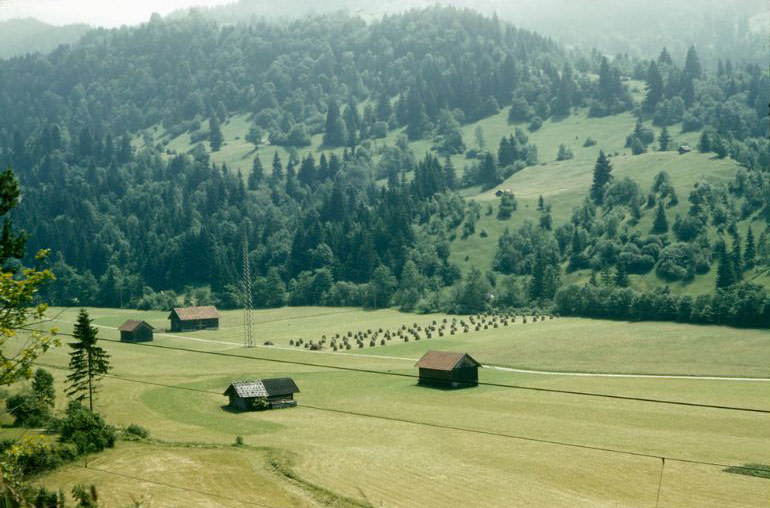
[
  {"x1": 223, "y1": 378, "x2": 300, "y2": 411},
  {"x1": 119, "y1": 320, "x2": 154, "y2": 342},
  {"x1": 168, "y1": 306, "x2": 219, "y2": 332},
  {"x1": 415, "y1": 350, "x2": 481, "y2": 388}
]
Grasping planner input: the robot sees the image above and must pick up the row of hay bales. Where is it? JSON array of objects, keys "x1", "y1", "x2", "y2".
[{"x1": 283, "y1": 313, "x2": 558, "y2": 351}]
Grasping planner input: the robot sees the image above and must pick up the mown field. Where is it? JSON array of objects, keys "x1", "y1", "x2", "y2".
[{"x1": 3, "y1": 307, "x2": 768, "y2": 507}]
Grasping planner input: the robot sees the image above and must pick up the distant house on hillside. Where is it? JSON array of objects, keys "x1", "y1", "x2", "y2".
[
  {"x1": 223, "y1": 378, "x2": 300, "y2": 411},
  {"x1": 678, "y1": 145, "x2": 692, "y2": 154},
  {"x1": 415, "y1": 350, "x2": 481, "y2": 388},
  {"x1": 119, "y1": 320, "x2": 154, "y2": 342},
  {"x1": 168, "y1": 306, "x2": 219, "y2": 332}
]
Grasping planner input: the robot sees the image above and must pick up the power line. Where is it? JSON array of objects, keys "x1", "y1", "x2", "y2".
[
  {"x1": 31, "y1": 361, "x2": 770, "y2": 476},
  {"x1": 29, "y1": 328, "x2": 769, "y2": 415}
]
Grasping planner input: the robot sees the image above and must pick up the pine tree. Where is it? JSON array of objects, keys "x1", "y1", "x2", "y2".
[
  {"x1": 590, "y1": 151, "x2": 613, "y2": 204},
  {"x1": 716, "y1": 243, "x2": 736, "y2": 289},
  {"x1": 209, "y1": 116, "x2": 223, "y2": 152},
  {"x1": 732, "y1": 235, "x2": 743, "y2": 279},
  {"x1": 615, "y1": 263, "x2": 629, "y2": 287},
  {"x1": 479, "y1": 152, "x2": 499, "y2": 188},
  {"x1": 684, "y1": 46, "x2": 702, "y2": 79},
  {"x1": 651, "y1": 202, "x2": 669, "y2": 234},
  {"x1": 66, "y1": 309, "x2": 110, "y2": 411},
  {"x1": 642, "y1": 61, "x2": 664, "y2": 113},
  {"x1": 443, "y1": 156, "x2": 457, "y2": 190},
  {"x1": 248, "y1": 156, "x2": 263, "y2": 190},
  {"x1": 745, "y1": 227, "x2": 756, "y2": 269},
  {"x1": 323, "y1": 99, "x2": 347, "y2": 147},
  {"x1": 553, "y1": 63, "x2": 574, "y2": 116},
  {"x1": 657, "y1": 47, "x2": 673, "y2": 66},
  {"x1": 658, "y1": 126, "x2": 671, "y2": 151},
  {"x1": 271, "y1": 151, "x2": 283, "y2": 180}
]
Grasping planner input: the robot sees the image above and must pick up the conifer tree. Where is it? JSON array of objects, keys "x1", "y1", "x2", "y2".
[
  {"x1": 590, "y1": 151, "x2": 612, "y2": 204},
  {"x1": 642, "y1": 61, "x2": 664, "y2": 113},
  {"x1": 615, "y1": 263, "x2": 629, "y2": 288},
  {"x1": 248, "y1": 156, "x2": 263, "y2": 190},
  {"x1": 658, "y1": 126, "x2": 671, "y2": 151},
  {"x1": 684, "y1": 46, "x2": 702, "y2": 79},
  {"x1": 745, "y1": 227, "x2": 756, "y2": 269},
  {"x1": 651, "y1": 202, "x2": 669, "y2": 234},
  {"x1": 732, "y1": 235, "x2": 743, "y2": 279},
  {"x1": 271, "y1": 151, "x2": 283, "y2": 180},
  {"x1": 209, "y1": 116, "x2": 224, "y2": 152},
  {"x1": 66, "y1": 309, "x2": 110, "y2": 411},
  {"x1": 716, "y1": 243, "x2": 736, "y2": 290},
  {"x1": 323, "y1": 99, "x2": 348, "y2": 147},
  {"x1": 479, "y1": 152, "x2": 499, "y2": 188}
]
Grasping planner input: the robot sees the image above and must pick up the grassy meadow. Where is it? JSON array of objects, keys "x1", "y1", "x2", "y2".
[{"x1": 3, "y1": 307, "x2": 768, "y2": 507}]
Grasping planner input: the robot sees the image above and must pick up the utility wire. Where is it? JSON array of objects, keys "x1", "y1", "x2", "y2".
[
  {"x1": 32, "y1": 361, "x2": 770, "y2": 476},
  {"x1": 25, "y1": 328, "x2": 769, "y2": 415}
]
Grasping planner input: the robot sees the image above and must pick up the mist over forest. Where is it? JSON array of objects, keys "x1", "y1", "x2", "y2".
[{"x1": 172, "y1": 0, "x2": 768, "y2": 65}]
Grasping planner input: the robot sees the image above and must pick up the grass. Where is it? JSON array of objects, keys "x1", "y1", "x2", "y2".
[{"x1": 3, "y1": 306, "x2": 768, "y2": 507}]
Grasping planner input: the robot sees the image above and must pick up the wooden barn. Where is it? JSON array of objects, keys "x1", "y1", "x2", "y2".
[
  {"x1": 168, "y1": 306, "x2": 220, "y2": 332},
  {"x1": 119, "y1": 320, "x2": 154, "y2": 342},
  {"x1": 415, "y1": 350, "x2": 481, "y2": 388},
  {"x1": 223, "y1": 378, "x2": 300, "y2": 411}
]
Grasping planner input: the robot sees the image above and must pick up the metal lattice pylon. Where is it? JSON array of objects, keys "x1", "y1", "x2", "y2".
[{"x1": 242, "y1": 232, "x2": 255, "y2": 348}]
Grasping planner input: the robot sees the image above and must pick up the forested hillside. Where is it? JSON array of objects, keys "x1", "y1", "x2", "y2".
[{"x1": 1, "y1": 7, "x2": 768, "y2": 326}]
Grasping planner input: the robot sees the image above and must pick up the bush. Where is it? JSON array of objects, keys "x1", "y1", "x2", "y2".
[
  {"x1": 556, "y1": 144, "x2": 574, "y2": 161},
  {"x1": 583, "y1": 137, "x2": 597, "y2": 147},
  {"x1": 124, "y1": 424, "x2": 150, "y2": 440},
  {"x1": 528, "y1": 116, "x2": 543, "y2": 132},
  {"x1": 56, "y1": 402, "x2": 116, "y2": 455}
]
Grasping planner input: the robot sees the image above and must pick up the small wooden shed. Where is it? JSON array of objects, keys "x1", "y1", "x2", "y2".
[
  {"x1": 415, "y1": 350, "x2": 481, "y2": 388},
  {"x1": 224, "y1": 378, "x2": 300, "y2": 411},
  {"x1": 168, "y1": 306, "x2": 219, "y2": 332},
  {"x1": 119, "y1": 320, "x2": 154, "y2": 342}
]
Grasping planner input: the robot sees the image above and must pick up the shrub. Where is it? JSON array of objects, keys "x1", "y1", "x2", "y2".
[
  {"x1": 583, "y1": 137, "x2": 597, "y2": 147},
  {"x1": 124, "y1": 424, "x2": 150, "y2": 440},
  {"x1": 234, "y1": 436, "x2": 244, "y2": 446},
  {"x1": 56, "y1": 402, "x2": 116, "y2": 455}
]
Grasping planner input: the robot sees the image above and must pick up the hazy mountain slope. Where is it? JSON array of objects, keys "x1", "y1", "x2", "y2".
[{"x1": 0, "y1": 18, "x2": 91, "y2": 59}]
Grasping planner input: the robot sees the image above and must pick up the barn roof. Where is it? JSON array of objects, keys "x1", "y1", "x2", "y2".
[
  {"x1": 118, "y1": 320, "x2": 154, "y2": 332},
  {"x1": 415, "y1": 350, "x2": 481, "y2": 371},
  {"x1": 224, "y1": 378, "x2": 300, "y2": 398},
  {"x1": 170, "y1": 306, "x2": 219, "y2": 321}
]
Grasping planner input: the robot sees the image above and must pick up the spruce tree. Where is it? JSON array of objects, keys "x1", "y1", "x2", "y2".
[
  {"x1": 590, "y1": 151, "x2": 613, "y2": 204},
  {"x1": 642, "y1": 61, "x2": 664, "y2": 113},
  {"x1": 323, "y1": 99, "x2": 347, "y2": 147},
  {"x1": 651, "y1": 202, "x2": 669, "y2": 234},
  {"x1": 615, "y1": 263, "x2": 629, "y2": 288},
  {"x1": 684, "y1": 46, "x2": 702, "y2": 80},
  {"x1": 732, "y1": 236, "x2": 743, "y2": 279},
  {"x1": 66, "y1": 309, "x2": 110, "y2": 411},
  {"x1": 658, "y1": 126, "x2": 671, "y2": 151},
  {"x1": 209, "y1": 116, "x2": 223, "y2": 152},
  {"x1": 745, "y1": 227, "x2": 756, "y2": 269},
  {"x1": 479, "y1": 152, "x2": 499, "y2": 188},
  {"x1": 716, "y1": 244, "x2": 736, "y2": 290},
  {"x1": 271, "y1": 151, "x2": 283, "y2": 180},
  {"x1": 248, "y1": 156, "x2": 263, "y2": 190}
]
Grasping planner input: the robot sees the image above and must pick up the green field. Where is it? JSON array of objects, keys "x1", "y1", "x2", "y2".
[{"x1": 3, "y1": 307, "x2": 768, "y2": 507}]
